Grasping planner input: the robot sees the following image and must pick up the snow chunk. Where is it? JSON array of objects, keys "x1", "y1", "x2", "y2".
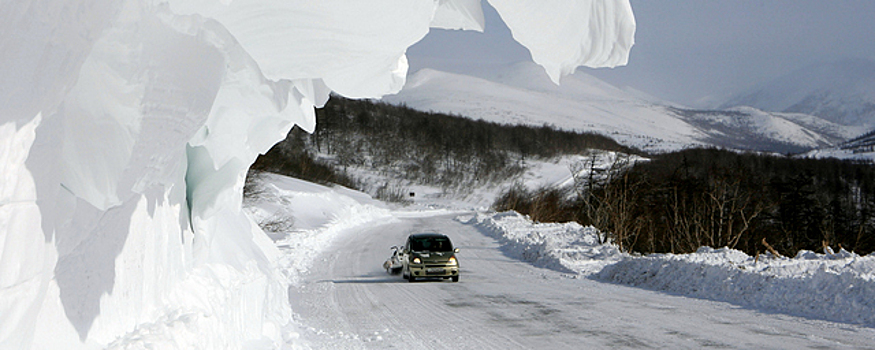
[
  {"x1": 168, "y1": 0, "x2": 636, "y2": 93},
  {"x1": 487, "y1": 0, "x2": 636, "y2": 83},
  {"x1": 0, "y1": 116, "x2": 49, "y2": 349},
  {"x1": 167, "y1": 0, "x2": 439, "y2": 98},
  {"x1": 431, "y1": 0, "x2": 486, "y2": 31}
]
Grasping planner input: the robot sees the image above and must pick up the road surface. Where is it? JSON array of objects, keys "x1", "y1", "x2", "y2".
[{"x1": 289, "y1": 213, "x2": 875, "y2": 349}]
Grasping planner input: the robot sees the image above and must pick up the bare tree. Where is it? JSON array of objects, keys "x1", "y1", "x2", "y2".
[{"x1": 570, "y1": 152, "x2": 641, "y2": 251}]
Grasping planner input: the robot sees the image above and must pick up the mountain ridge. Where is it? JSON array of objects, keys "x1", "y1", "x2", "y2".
[
  {"x1": 383, "y1": 63, "x2": 862, "y2": 154},
  {"x1": 721, "y1": 58, "x2": 875, "y2": 128}
]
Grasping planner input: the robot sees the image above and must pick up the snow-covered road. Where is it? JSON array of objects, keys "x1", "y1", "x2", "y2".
[{"x1": 289, "y1": 213, "x2": 875, "y2": 349}]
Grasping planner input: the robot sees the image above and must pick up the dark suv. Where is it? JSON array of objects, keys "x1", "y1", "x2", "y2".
[{"x1": 401, "y1": 233, "x2": 460, "y2": 282}]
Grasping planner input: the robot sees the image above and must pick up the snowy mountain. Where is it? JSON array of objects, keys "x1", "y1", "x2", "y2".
[
  {"x1": 383, "y1": 63, "x2": 862, "y2": 153},
  {"x1": 385, "y1": 64, "x2": 700, "y2": 152},
  {"x1": 722, "y1": 58, "x2": 875, "y2": 128},
  {"x1": 673, "y1": 106, "x2": 860, "y2": 153}
]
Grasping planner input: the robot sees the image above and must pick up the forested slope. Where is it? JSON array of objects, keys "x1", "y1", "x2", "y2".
[{"x1": 254, "y1": 96, "x2": 637, "y2": 190}]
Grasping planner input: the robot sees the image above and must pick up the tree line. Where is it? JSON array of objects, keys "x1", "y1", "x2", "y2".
[
  {"x1": 251, "y1": 96, "x2": 875, "y2": 257},
  {"x1": 496, "y1": 148, "x2": 875, "y2": 256}
]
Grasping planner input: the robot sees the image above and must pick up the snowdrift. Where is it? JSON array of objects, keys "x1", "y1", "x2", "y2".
[
  {"x1": 467, "y1": 211, "x2": 875, "y2": 326},
  {"x1": 243, "y1": 173, "x2": 398, "y2": 286},
  {"x1": 0, "y1": 0, "x2": 634, "y2": 348},
  {"x1": 459, "y1": 211, "x2": 624, "y2": 275}
]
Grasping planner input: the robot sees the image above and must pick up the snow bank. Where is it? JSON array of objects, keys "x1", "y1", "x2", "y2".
[
  {"x1": 467, "y1": 211, "x2": 875, "y2": 326},
  {"x1": 461, "y1": 211, "x2": 624, "y2": 275},
  {"x1": 243, "y1": 173, "x2": 396, "y2": 285},
  {"x1": 597, "y1": 247, "x2": 875, "y2": 326},
  {"x1": 1, "y1": 0, "x2": 634, "y2": 348}
]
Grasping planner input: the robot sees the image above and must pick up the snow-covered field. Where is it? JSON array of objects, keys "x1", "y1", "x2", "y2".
[
  {"x1": 248, "y1": 155, "x2": 875, "y2": 333},
  {"x1": 238, "y1": 175, "x2": 875, "y2": 349},
  {"x1": 245, "y1": 173, "x2": 875, "y2": 349}
]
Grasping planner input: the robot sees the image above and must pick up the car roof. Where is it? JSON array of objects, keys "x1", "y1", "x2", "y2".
[{"x1": 408, "y1": 233, "x2": 448, "y2": 239}]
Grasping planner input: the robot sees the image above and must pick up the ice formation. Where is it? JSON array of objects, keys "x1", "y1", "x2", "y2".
[{"x1": 0, "y1": 0, "x2": 634, "y2": 348}]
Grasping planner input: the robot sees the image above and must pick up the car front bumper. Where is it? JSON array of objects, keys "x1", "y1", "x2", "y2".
[{"x1": 408, "y1": 264, "x2": 459, "y2": 278}]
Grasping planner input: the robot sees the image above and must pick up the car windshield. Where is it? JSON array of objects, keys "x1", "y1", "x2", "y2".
[{"x1": 409, "y1": 236, "x2": 453, "y2": 252}]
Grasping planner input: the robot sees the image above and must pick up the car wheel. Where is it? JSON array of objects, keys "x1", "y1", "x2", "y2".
[
  {"x1": 408, "y1": 275, "x2": 416, "y2": 283},
  {"x1": 451, "y1": 276, "x2": 459, "y2": 282}
]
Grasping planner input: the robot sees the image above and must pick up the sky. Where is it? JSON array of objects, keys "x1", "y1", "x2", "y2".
[{"x1": 406, "y1": 0, "x2": 875, "y2": 107}]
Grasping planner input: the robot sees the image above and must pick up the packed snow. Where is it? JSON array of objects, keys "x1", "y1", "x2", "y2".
[{"x1": 1, "y1": 0, "x2": 635, "y2": 348}]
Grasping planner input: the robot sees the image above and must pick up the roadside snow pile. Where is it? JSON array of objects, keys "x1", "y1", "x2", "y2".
[
  {"x1": 468, "y1": 211, "x2": 875, "y2": 326},
  {"x1": 243, "y1": 173, "x2": 395, "y2": 285},
  {"x1": 597, "y1": 247, "x2": 875, "y2": 326},
  {"x1": 460, "y1": 211, "x2": 625, "y2": 274}
]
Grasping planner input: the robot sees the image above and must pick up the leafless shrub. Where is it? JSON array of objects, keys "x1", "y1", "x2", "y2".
[
  {"x1": 374, "y1": 181, "x2": 412, "y2": 204},
  {"x1": 259, "y1": 214, "x2": 295, "y2": 236},
  {"x1": 243, "y1": 168, "x2": 267, "y2": 203},
  {"x1": 493, "y1": 184, "x2": 577, "y2": 223}
]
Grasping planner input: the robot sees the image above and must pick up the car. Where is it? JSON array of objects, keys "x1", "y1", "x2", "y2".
[
  {"x1": 382, "y1": 245, "x2": 403, "y2": 275},
  {"x1": 399, "y1": 233, "x2": 460, "y2": 282}
]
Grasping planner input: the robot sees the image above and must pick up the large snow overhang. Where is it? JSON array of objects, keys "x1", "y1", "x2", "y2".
[
  {"x1": 0, "y1": 0, "x2": 634, "y2": 348},
  {"x1": 168, "y1": 0, "x2": 636, "y2": 96}
]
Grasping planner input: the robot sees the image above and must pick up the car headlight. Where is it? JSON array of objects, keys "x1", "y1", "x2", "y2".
[
  {"x1": 412, "y1": 257, "x2": 422, "y2": 264},
  {"x1": 448, "y1": 256, "x2": 457, "y2": 266}
]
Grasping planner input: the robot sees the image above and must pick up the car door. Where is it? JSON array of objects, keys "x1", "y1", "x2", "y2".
[{"x1": 401, "y1": 237, "x2": 412, "y2": 274}]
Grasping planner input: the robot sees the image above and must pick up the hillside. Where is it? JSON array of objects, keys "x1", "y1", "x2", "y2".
[
  {"x1": 384, "y1": 64, "x2": 700, "y2": 152},
  {"x1": 254, "y1": 96, "x2": 638, "y2": 207},
  {"x1": 383, "y1": 62, "x2": 861, "y2": 154},
  {"x1": 673, "y1": 106, "x2": 856, "y2": 153}
]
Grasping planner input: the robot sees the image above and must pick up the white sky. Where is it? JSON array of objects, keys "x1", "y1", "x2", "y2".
[{"x1": 406, "y1": 0, "x2": 875, "y2": 107}]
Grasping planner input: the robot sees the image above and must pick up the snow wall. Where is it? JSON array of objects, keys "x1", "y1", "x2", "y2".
[{"x1": 0, "y1": 0, "x2": 634, "y2": 348}]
